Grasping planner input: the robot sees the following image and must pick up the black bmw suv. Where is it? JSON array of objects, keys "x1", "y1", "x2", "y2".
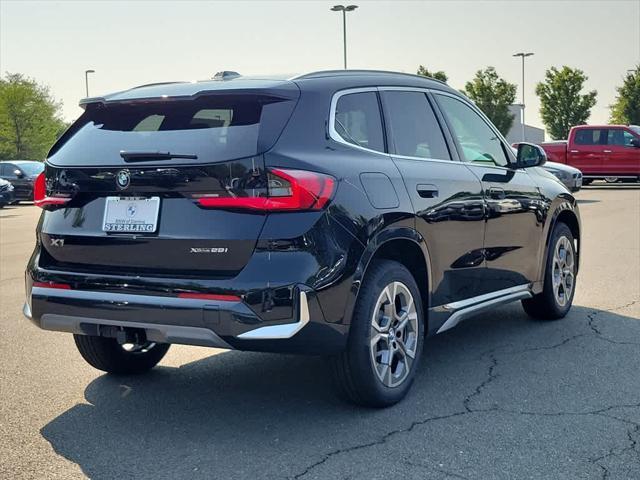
[{"x1": 24, "y1": 71, "x2": 580, "y2": 407}]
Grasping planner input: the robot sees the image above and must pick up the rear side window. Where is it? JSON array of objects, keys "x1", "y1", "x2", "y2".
[
  {"x1": 382, "y1": 91, "x2": 450, "y2": 160},
  {"x1": 574, "y1": 129, "x2": 606, "y2": 145},
  {"x1": 47, "y1": 92, "x2": 298, "y2": 166},
  {"x1": 333, "y1": 92, "x2": 385, "y2": 152}
]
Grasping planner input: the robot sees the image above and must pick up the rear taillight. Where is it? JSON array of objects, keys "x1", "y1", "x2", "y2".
[
  {"x1": 34, "y1": 172, "x2": 71, "y2": 209},
  {"x1": 195, "y1": 168, "x2": 335, "y2": 212}
]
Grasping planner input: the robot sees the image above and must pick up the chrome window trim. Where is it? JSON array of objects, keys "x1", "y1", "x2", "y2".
[{"x1": 328, "y1": 87, "x2": 390, "y2": 157}]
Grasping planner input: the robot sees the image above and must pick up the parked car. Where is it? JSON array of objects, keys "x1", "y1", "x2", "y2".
[
  {"x1": 539, "y1": 125, "x2": 640, "y2": 184},
  {"x1": 0, "y1": 160, "x2": 45, "y2": 202},
  {"x1": 543, "y1": 161, "x2": 583, "y2": 191},
  {"x1": 512, "y1": 145, "x2": 583, "y2": 192},
  {"x1": 0, "y1": 178, "x2": 15, "y2": 208},
  {"x1": 23, "y1": 71, "x2": 581, "y2": 407}
]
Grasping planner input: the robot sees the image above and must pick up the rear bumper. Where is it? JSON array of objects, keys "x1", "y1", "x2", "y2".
[{"x1": 24, "y1": 282, "x2": 348, "y2": 354}]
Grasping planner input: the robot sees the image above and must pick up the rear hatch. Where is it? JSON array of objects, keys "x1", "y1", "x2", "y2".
[{"x1": 39, "y1": 82, "x2": 299, "y2": 277}]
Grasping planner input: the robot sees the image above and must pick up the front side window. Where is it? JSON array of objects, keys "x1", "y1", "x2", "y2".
[
  {"x1": 382, "y1": 91, "x2": 450, "y2": 160},
  {"x1": 435, "y1": 94, "x2": 509, "y2": 167},
  {"x1": 334, "y1": 91, "x2": 385, "y2": 152},
  {"x1": 574, "y1": 129, "x2": 605, "y2": 145},
  {"x1": 607, "y1": 129, "x2": 636, "y2": 147}
]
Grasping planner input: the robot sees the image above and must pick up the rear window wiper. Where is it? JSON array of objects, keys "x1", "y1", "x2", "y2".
[{"x1": 120, "y1": 151, "x2": 198, "y2": 162}]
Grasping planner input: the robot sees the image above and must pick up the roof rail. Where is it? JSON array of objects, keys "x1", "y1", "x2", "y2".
[{"x1": 292, "y1": 69, "x2": 449, "y2": 86}]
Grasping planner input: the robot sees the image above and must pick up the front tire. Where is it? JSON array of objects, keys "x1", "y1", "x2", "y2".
[
  {"x1": 330, "y1": 260, "x2": 424, "y2": 407},
  {"x1": 522, "y1": 222, "x2": 576, "y2": 319},
  {"x1": 74, "y1": 334, "x2": 170, "y2": 374}
]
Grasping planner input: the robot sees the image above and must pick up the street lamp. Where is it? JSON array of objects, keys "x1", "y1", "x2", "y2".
[
  {"x1": 331, "y1": 5, "x2": 358, "y2": 69},
  {"x1": 513, "y1": 52, "x2": 534, "y2": 141},
  {"x1": 84, "y1": 69, "x2": 95, "y2": 97}
]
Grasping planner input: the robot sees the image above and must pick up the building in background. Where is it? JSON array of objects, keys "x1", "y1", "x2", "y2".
[{"x1": 505, "y1": 104, "x2": 545, "y2": 144}]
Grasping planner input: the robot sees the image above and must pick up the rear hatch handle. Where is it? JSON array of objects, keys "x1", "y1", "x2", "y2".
[{"x1": 120, "y1": 151, "x2": 198, "y2": 162}]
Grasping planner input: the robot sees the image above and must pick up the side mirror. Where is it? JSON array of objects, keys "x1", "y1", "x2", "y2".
[
  {"x1": 630, "y1": 137, "x2": 640, "y2": 148},
  {"x1": 517, "y1": 142, "x2": 547, "y2": 168},
  {"x1": 14, "y1": 169, "x2": 24, "y2": 179}
]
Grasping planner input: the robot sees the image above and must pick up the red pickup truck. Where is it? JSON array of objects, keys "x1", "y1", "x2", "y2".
[{"x1": 539, "y1": 125, "x2": 640, "y2": 183}]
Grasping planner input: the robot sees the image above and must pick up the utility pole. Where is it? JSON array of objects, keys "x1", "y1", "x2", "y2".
[
  {"x1": 513, "y1": 52, "x2": 534, "y2": 141},
  {"x1": 331, "y1": 5, "x2": 358, "y2": 69}
]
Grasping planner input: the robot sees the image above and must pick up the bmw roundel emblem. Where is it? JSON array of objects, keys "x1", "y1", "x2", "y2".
[{"x1": 116, "y1": 170, "x2": 130, "y2": 190}]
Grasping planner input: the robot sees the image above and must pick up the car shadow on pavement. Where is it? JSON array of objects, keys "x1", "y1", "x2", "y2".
[{"x1": 40, "y1": 303, "x2": 640, "y2": 480}]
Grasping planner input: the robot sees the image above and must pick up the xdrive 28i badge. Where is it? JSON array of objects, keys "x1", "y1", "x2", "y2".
[{"x1": 116, "y1": 170, "x2": 130, "y2": 190}]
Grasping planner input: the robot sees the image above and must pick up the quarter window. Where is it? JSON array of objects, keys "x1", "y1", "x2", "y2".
[
  {"x1": 334, "y1": 92, "x2": 385, "y2": 152},
  {"x1": 435, "y1": 94, "x2": 510, "y2": 167},
  {"x1": 382, "y1": 91, "x2": 450, "y2": 160}
]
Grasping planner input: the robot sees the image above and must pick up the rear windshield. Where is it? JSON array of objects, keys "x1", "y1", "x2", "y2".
[{"x1": 48, "y1": 92, "x2": 298, "y2": 166}]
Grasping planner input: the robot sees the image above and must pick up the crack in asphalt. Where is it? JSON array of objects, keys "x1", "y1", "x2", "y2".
[
  {"x1": 588, "y1": 300, "x2": 640, "y2": 346},
  {"x1": 586, "y1": 421, "x2": 640, "y2": 480},
  {"x1": 292, "y1": 301, "x2": 640, "y2": 479},
  {"x1": 290, "y1": 411, "x2": 469, "y2": 479}
]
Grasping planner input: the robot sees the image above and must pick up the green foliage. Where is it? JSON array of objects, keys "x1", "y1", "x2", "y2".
[
  {"x1": 462, "y1": 67, "x2": 516, "y2": 136},
  {"x1": 610, "y1": 65, "x2": 640, "y2": 125},
  {"x1": 416, "y1": 65, "x2": 448, "y2": 83},
  {"x1": 0, "y1": 73, "x2": 67, "y2": 160},
  {"x1": 535, "y1": 66, "x2": 597, "y2": 140}
]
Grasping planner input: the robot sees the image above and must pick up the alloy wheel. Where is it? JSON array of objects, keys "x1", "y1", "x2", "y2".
[
  {"x1": 370, "y1": 281, "x2": 419, "y2": 388},
  {"x1": 552, "y1": 235, "x2": 575, "y2": 307}
]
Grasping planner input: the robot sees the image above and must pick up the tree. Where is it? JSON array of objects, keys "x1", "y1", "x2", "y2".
[
  {"x1": 463, "y1": 67, "x2": 516, "y2": 136},
  {"x1": 535, "y1": 66, "x2": 597, "y2": 140},
  {"x1": 610, "y1": 65, "x2": 640, "y2": 125},
  {"x1": 416, "y1": 65, "x2": 448, "y2": 83},
  {"x1": 0, "y1": 73, "x2": 67, "y2": 160}
]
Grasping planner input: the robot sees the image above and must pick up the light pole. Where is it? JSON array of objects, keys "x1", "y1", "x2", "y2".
[
  {"x1": 85, "y1": 69, "x2": 95, "y2": 97},
  {"x1": 513, "y1": 52, "x2": 534, "y2": 141},
  {"x1": 331, "y1": 5, "x2": 358, "y2": 69}
]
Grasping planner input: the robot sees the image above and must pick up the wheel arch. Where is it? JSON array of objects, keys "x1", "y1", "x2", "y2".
[
  {"x1": 539, "y1": 199, "x2": 581, "y2": 284},
  {"x1": 343, "y1": 227, "x2": 432, "y2": 331}
]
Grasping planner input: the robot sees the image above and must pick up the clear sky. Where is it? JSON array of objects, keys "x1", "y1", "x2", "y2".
[{"x1": 1, "y1": 0, "x2": 639, "y2": 131}]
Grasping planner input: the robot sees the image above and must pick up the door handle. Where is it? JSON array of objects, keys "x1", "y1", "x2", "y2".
[
  {"x1": 487, "y1": 187, "x2": 506, "y2": 200},
  {"x1": 603, "y1": 150, "x2": 612, "y2": 153},
  {"x1": 416, "y1": 184, "x2": 439, "y2": 198},
  {"x1": 570, "y1": 150, "x2": 579, "y2": 153}
]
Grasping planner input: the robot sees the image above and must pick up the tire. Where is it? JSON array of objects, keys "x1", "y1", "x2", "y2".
[
  {"x1": 581, "y1": 179, "x2": 592, "y2": 186},
  {"x1": 73, "y1": 334, "x2": 170, "y2": 374},
  {"x1": 604, "y1": 177, "x2": 619, "y2": 183},
  {"x1": 330, "y1": 259, "x2": 425, "y2": 407},
  {"x1": 522, "y1": 222, "x2": 576, "y2": 320}
]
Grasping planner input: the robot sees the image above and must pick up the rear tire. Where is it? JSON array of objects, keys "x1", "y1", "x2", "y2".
[
  {"x1": 330, "y1": 260, "x2": 424, "y2": 407},
  {"x1": 74, "y1": 334, "x2": 170, "y2": 374},
  {"x1": 522, "y1": 222, "x2": 576, "y2": 320}
]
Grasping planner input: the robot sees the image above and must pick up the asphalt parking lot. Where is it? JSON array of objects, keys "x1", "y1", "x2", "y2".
[{"x1": 1, "y1": 184, "x2": 639, "y2": 480}]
